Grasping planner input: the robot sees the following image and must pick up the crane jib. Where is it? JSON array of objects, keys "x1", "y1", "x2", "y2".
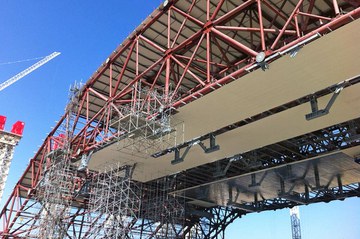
[{"x1": 0, "y1": 52, "x2": 61, "y2": 92}]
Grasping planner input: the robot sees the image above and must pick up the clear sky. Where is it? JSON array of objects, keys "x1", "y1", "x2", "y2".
[{"x1": 0, "y1": 1, "x2": 359, "y2": 238}]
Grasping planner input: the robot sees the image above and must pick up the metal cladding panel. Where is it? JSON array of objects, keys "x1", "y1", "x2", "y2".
[
  {"x1": 89, "y1": 76, "x2": 360, "y2": 182},
  {"x1": 172, "y1": 152, "x2": 360, "y2": 206}
]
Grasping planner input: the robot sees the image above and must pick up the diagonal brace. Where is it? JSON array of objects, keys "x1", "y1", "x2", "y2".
[
  {"x1": 198, "y1": 134, "x2": 220, "y2": 153},
  {"x1": 305, "y1": 86, "x2": 343, "y2": 120},
  {"x1": 171, "y1": 145, "x2": 192, "y2": 165}
]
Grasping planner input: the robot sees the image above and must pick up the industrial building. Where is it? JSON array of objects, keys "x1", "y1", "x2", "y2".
[{"x1": 1, "y1": 0, "x2": 360, "y2": 238}]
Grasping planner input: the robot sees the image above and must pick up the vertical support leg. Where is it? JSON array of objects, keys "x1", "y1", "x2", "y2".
[{"x1": 257, "y1": 0, "x2": 266, "y2": 51}]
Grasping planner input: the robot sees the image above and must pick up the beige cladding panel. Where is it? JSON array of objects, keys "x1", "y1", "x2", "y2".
[
  {"x1": 144, "y1": 84, "x2": 360, "y2": 182},
  {"x1": 90, "y1": 83, "x2": 360, "y2": 182}
]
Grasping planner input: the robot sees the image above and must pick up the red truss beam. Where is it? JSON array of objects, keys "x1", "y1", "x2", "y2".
[{"x1": 1, "y1": 0, "x2": 360, "y2": 237}]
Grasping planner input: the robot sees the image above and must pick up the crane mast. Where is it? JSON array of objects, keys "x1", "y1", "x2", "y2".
[
  {"x1": 290, "y1": 206, "x2": 302, "y2": 239},
  {"x1": 0, "y1": 52, "x2": 61, "y2": 91}
]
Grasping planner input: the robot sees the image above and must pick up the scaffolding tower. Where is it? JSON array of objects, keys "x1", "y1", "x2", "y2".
[
  {"x1": 87, "y1": 164, "x2": 187, "y2": 238},
  {"x1": 33, "y1": 83, "x2": 81, "y2": 238},
  {"x1": 0, "y1": 115, "x2": 24, "y2": 203},
  {"x1": 35, "y1": 156, "x2": 74, "y2": 239},
  {"x1": 87, "y1": 163, "x2": 141, "y2": 238},
  {"x1": 140, "y1": 176, "x2": 186, "y2": 238}
]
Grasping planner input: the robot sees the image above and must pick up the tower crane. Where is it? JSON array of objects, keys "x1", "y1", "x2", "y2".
[
  {"x1": 0, "y1": 52, "x2": 60, "y2": 203},
  {"x1": 290, "y1": 206, "x2": 302, "y2": 239},
  {"x1": 0, "y1": 52, "x2": 61, "y2": 91}
]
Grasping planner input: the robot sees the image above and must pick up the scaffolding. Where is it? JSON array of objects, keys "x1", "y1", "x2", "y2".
[
  {"x1": 85, "y1": 163, "x2": 188, "y2": 238},
  {"x1": 109, "y1": 82, "x2": 183, "y2": 159},
  {"x1": 34, "y1": 123, "x2": 75, "y2": 238},
  {"x1": 88, "y1": 163, "x2": 141, "y2": 238},
  {"x1": 139, "y1": 177, "x2": 186, "y2": 238},
  {"x1": 33, "y1": 83, "x2": 81, "y2": 238},
  {"x1": 35, "y1": 155, "x2": 74, "y2": 239}
]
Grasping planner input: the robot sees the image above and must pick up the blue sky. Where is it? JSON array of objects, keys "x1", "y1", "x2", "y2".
[{"x1": 0, "y1": 1, "x2": 359, "y2": 238}]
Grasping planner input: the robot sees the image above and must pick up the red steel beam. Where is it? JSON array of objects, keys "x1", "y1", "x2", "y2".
[
  {"x1": 170, "y1": 5, "x2": 204, "y2": 27},
  {"x1": 257, "y1": 0, "x2": 266, "y2": 51},
  {"x1": 213, "y1": 0, "x2": 256, "y2": 25},
  {"x1": 215, "y1": 25, "x2": 297, "y2": 35},
  {"x1": 271, "y1": 0, "x2": 306, "y2": 49},
  {"x1": 211, "y1": 27, "x2": 258, "y2": 57},
  {"x1": 171, "y1": 0, "x2": 197, "y2": 48},
  {"x1": 211, "y1": 0, "x2": 226, "y2": 21},
  {"x1": 172, "y1": 33, "x2": 206, "y2": 99},
  {"x1": 297, "y1": 11, "x2": 332, "y2": 21}
]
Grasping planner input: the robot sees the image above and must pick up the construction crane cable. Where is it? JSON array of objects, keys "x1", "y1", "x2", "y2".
[
  {"x1": 0, "y1": 52, "x2": 61, "y2": 92},
  {"x1": 0, "y1": 56, "x2": 45, "y2": 66}
]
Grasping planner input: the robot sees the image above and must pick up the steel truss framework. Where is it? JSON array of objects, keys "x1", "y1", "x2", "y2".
[
  {"x1": 1, "y1": 118, "x2": 360, "y2": 238},
  {"x1": 171, "y1": 118, "x2": 360, "y2": 190},
  {"x1": 1, "y1": 0, "x2": 360, "y2": 238},
  {"x1": 49, "y1": 0, "x2": 360, "y2": 159}
]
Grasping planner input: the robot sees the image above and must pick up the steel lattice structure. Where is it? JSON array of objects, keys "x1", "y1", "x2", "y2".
[{"x1": 1, "y1": 0, "x2": 360, "y2": 238}]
